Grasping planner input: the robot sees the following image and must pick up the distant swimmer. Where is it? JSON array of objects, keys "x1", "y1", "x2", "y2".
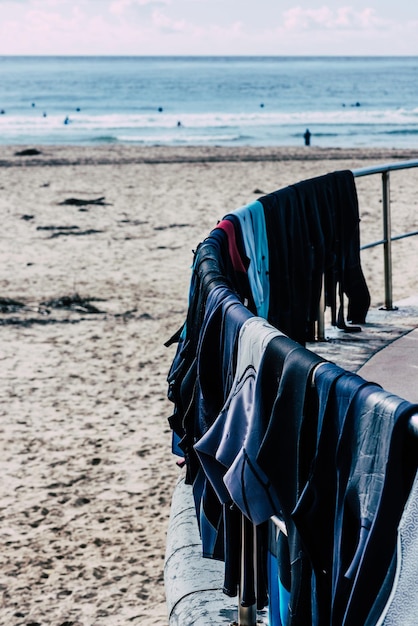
[
  {"x1": 0, "y1": 109, "x2": 5, "y2": 115},
  {"x1": 32, "y1": 102, "x2": 35, "y2": 107},
  {"x1": 76, "y1": 107, "x2": 81, "y2": 112},
  {"x1": 158, "y1": 107, "x2": 163, "y2": 112},
  {"x1": 177, "y1": 121, "x2": 182, "y2": 127},
  {"x1": 64, "y1": 116, "x2": 70, "y2": 125},
  {"x1": 303, "y1": 128, "x2": 311, "y2": 146},
  {"x1": 43, "y1": 112, "x2": 47, "y2": 117}
]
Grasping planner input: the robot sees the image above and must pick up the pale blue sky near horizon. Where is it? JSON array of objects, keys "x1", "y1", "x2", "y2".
[{"x1": 0, "y1": 0, "x2": 417, "y2": 57}]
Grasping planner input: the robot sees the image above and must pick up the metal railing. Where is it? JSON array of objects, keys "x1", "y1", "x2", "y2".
[
  {"x1": 353, "y1": 158, "x2": 418, "y2": 311},
  {"x1": 316, "y1": 158, "x2": 418, "y2": 340},
  {"x1": 237, "y1": 160, "x2": 418, "y2": 625}
]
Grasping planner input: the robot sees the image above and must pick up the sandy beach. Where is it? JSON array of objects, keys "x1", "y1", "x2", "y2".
[{"x1": 0, "y1": 144, "x2": 418, "y2": 625}]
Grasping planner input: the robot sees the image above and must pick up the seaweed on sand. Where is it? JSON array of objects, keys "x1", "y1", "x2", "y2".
[
  {"x1": 40, "y1": 294, "x2": 105, "y2": 314},
  {"x1": 0, "y1": 297, "x2": 26, "y2": 313}
]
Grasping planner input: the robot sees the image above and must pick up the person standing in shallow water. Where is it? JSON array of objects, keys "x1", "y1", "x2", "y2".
[{"x1": 304, "y1": 128, "x2": 311, "y2": 146}]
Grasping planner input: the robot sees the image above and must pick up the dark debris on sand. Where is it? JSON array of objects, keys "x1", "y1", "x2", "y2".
[
  {"x1": 40, "y1": 294, "x2": 105, "y2": 314},
  {"x1": 48, "y1": 229, "x2": 103, "y2": 238},
  {"x1": 0, "y1": 297, "x2": 26, "y2": 313},
  {"x1": 36, "y1": 225, "x2": 80, "y2": 232},
  {"x1": 0, "y1": 294, "x2": 156, "y2": 326},
  {"x1": 58, "y1": 196, "x2": 110, "y2": 207},
  {"x1": 153, "y1": 223, "x2": 190, "y2": 231},
  {"x1": 14, "y1": 148, "x2": 42, "y2": 157}
]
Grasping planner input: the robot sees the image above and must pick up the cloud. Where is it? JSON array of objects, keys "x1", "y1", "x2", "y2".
[
  {"x1": 282, "y1": 6, "x2": 384, "y2": 31},
  {"x1": 0, "y1": 0, "x2": 416, "y2": 55},
  {"x1": 109, "y1": 0, "x2": 170, "y2": 16},
  {"x1": 151, "y1": 8, "x2": 199, "y2": 35}
]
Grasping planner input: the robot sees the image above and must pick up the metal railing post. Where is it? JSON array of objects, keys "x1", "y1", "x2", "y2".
[
  {"x1": 238, "y1": 515, "x2": 257, "y2": 626},
  {"x1": 381, "y1": 170, "x2": 395, "y2": 310},
  {"x1": 315, "y1": 274, "x2": 326, "y2": 341},
  {"x1": 352, "y1": 159, "x2": 418, "y2": 310}
]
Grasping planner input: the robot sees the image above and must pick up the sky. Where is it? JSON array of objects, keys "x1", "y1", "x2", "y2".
[{"x1": 0, "y1": 0, "x2": 417, "y2": 56}]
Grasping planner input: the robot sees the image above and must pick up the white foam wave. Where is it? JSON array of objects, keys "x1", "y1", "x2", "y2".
[
  {"x1": 1, "y1": 107, "x2": 418, "y2": 134},
  {"x1": 118, "y1": 132, "x2": 242, "y2": 143}
]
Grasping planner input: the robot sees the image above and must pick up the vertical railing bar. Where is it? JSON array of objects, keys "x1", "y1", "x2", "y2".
[
  {"x1": 238, "y1": 514, "x2": 257, "y2": 626},
  {"x1": 316, "y1": 273, "x2": 326, "y2": 341},
  {"x1": 381, "y1": 171, "x2": 396, "y2": 310},
  {"x1": 253, "y1": 523, "x2": 258, "y2": 625}
]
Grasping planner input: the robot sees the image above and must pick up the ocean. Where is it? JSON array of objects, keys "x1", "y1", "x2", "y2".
[{"x1": 0, "y1": 56, "x2": 418, "y2": 148}]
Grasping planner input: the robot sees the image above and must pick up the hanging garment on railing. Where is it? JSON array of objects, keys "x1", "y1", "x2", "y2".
[
  {"x1": 267, "y1": 521, "x2": 291, "y2": 626},
  {"x1": 195, "y1": 316, "x2": 281, "y2": 604},
  {"x1": 226, "y1": 200, "x2": 270, "y2": 319},
  {"x1": 222, "y1": 333, "x2": 304, "y2": 526},
  {"x1": 252, "y1": 342, "x2": 325, "y2": 625},
  {"x1": 207, "y1": 221, "x2": 255, "y2": 312},
  {"x1": 366, "y1": 468, "x2": 418, "y2": 626},
  {"x1": 290, "y1": 170, "x2": 371, "y2": 328},
  {"x1": 166, "y1": 230, "x2": 254, "y2": 476},
  {"x1": 181, "y1": 284, "x2": 255, "y2": 599},
  {"x1": 260, "y1": 170, "x2": 370, "y2": 342},
  {"x1": 332, "y1": 387, "x2": 418, "y2": 626},
  {"x1": 261, "y1": 184, "x2": 314, "y2": 344},
  {"x1": 290, "y1": 365, "x2": 367, "y2": 625},
  {"x1": 214, "y1": 218, "x2": 248, "y2": 274},
  {"x1": 191, "y1": 284, "x2": 253, "y2": 484},
  {"x1": 195, "y1": 316, "x2": 282, "y2": 505}
]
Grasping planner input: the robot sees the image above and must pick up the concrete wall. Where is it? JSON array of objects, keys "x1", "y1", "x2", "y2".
[{"x1": 164, "y1": 473, "x2": 238, "y2": 625}]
